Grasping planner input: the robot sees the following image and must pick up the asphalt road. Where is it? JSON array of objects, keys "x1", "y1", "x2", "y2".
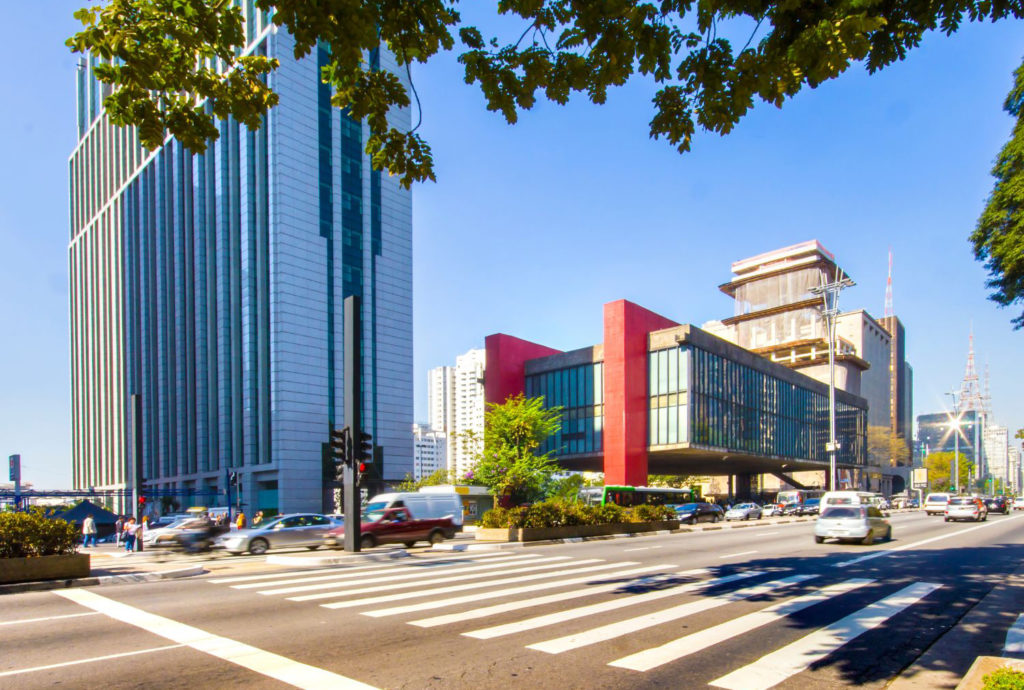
[{"x1": 4, "y1": 510, "x2": 1024, "y2": 689}]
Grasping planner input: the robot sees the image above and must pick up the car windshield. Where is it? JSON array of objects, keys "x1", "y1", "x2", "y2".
[
  {"x1": 675, "y1": 503, "x2": 698, "y2": 512},
  {"x1": 927, "y1": 495, "x2": 949, "y2": 503},
  {"x1": 362, "y1": 509, "x2": 387, "y2": 523},
  {"x1": 820, "y1": 507, "x2": 864, "y2": 519},
  {"x1": 806, "y1": 499, "x2": 820, "y2": 506},
  {"x1": 733, "y1": 504, "x2": 753, "y2": 510}
]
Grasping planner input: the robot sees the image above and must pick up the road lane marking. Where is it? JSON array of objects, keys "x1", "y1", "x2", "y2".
[
  {"x1": 0, "y1": 611, "x2": 101, "y2": 626},
  {"x1": 759, "y1": 532, "x2": 780, "y2": 536},
  {"x1": 526, "y1": 574, "x2": 816, "y2": 654},
  {"x1": 255, "y1": 555, "x2": 562, "y2": 595},
  {"x1": 53, "y1": 589, "x2": 377, "y2": 689},
  {"x1": 608, "y1": 579, "x2": 874, "y2": 671},
  {"x1": 466, "y1": 571, "x2": 765, "y2": 641},
  {"x1": 1004, "y1": 613, "x2": 1024, "y2": 656},
  {"x1": 709, "y1": 582, "x2": 941, "y2": 690},
  {"x1": 720, "y1": 551, "x2": 758, "y2": 559},
  {"x1": 319, "y1": 561, "x2": 627, "y2": 609},
  {"x1": 623, "y1": 547, "x2": 651, "y2": 552},
  {"x1": 833, "y1": 514, "x2": 1024, "y2": 568},
  {"x1": 385, "y1": 566, "x2": 699, "y2": 622},
  {"x1": 0, "y1": 644, "x2": 184, "y2": 677}
]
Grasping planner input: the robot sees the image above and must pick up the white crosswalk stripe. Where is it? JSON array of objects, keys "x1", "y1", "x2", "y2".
[
  {"x1": 463, "y1": 571, "x2": 762, "y2": 640},
  {"x1": 709, "y1": 581, "x2": 942, "y2": 690},
  {"x1": 608, "y1": 578, "x2": 875, "y2": 671},
  {"x1": 407, "y1": 568, "x2": 712, "y2": 628},
  {"x1": 526, "y1": 574, "x2": 817, "y2": 654},
  {"x1": 320, "y1": 560, "x2": 632, "y2": 609},
  {"x1": 255, "y1": 555, "x2": 567, "y2": 595}
]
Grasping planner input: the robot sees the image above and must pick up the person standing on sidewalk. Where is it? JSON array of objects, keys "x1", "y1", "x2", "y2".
[
  {"x1": 235, "y1": 511, "x2": 247, "y2": 530},
  {"x1": 82, "y1": 514, "x2": 97, "y2": 548},
  {"x1": 124, "y1": 517, "x2": 137, "y2": 552},
  {"x1": 114, "y1": 515, "x2": 124, "y2": 546}
]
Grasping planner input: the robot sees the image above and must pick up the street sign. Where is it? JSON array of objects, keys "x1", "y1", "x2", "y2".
[
  {"x1": 912, "y1": 467, "x2": 929, "y2": 488},
  {"x1": 9, "y1": 454, "x2": 20, "y2": 482}
]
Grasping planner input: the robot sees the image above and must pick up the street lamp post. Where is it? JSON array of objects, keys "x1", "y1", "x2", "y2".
[
  {"x1": 946, "y1": 390, "x2": 961, "y2": 495},
  {"x1": 810, "y1": 271, "x2": 855, "y2": 492}
]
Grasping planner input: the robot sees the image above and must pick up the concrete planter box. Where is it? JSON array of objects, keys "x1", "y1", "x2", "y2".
[
  {"x1": 0, "y1": 553, "x2": 90, "y2": 584},
  {"x1": 475, "y1": 520, "x2": 680, "y2": 542}
]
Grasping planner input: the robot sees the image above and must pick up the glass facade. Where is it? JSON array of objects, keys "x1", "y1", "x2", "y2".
[
  {"x1": 654, "y1": 345, "x2": 866, "y2": 466},
  {"x1": 525, "y1": 363, "x2": 604, "y2": 456}
]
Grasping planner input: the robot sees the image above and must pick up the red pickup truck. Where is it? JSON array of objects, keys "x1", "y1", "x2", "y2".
[{"x1": 324, "y1": 506, "x2": 455, "y2": 549}]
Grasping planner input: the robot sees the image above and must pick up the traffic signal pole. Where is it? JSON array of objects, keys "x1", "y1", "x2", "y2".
[
  {"x1": 130, "y1": 394, "x2": 144, "y2": 552},
  {"x1": 343, "y1": 296, "x2": 362, "y2": 552}
]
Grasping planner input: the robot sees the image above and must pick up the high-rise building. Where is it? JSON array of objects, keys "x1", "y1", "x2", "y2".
[
  {"x1": 412, "y1": 423, "x2": 446, "y2": 481},
  {"x1": 69, "y1": 15, "x2": 413, "y2": 514},
  {"x1": 916, "y1": 411, "x2": 980, "y2": 462},
  {"x1": 1008, "y1": 445, "x2": 1021, "y2": 492},
  {"x1": 427, "y1": 348, "x2": 486, "y2": 479},
  {"x1": 983, "y1": 424, "x2": 1009, "y2": 486}
]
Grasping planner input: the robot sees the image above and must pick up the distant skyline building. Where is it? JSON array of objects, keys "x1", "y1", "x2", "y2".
[
  {"x1": 983, "y1": 424, "x2": 1009, "y2": 487},
  {"x1": 69, "y1": 14, "x2": 413, "y2": 514},
  {"x1": 426, "y1": 348, "x2": 485, "y2": 479},
  {"x1": 412, "y1": 423, "x2": 446, "y2": 481},
  {"x1": 916, "y1": 410, "x2": 980, "y2": 463}
]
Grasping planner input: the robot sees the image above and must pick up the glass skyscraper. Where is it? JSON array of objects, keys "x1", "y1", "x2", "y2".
[{"x1": 69, "y1": 12, "x2": 413, "y2": 514}]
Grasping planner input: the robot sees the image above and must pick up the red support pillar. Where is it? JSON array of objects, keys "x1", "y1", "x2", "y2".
[
  {"x1": 602, "y1": 300, "x2": 678, "y2": 486},
  {"x1": 484, "y1": 334, "x2": 562, "y2": 406}
]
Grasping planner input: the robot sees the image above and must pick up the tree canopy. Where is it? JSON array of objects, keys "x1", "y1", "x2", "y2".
[
  {"x1": 68, "y1": 0, "x2": 1024, "y2": 189},
  {"x1": 922, "y1": 451, "x2": 973, "y2": 493},
  {"x1": 974, "y1": 60, "x2": 1024, "y2": 329}
]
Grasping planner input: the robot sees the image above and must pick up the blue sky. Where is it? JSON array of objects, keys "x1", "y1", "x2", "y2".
[{"x1": 1, "y1": 4, "x2": 1022, "y2": 488}]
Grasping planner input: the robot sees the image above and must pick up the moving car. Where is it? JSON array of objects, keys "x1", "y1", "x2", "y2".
[
  {"x1": 364, "y1": 492, "x2": 464, "y2": 531},
  {"x1": 674, "y1": 502, "x2": 724, "y2": 524},
  {"x1": 141, "y1": 517, "x2": 202, "y2": 548},
  {"x1": 984, "y1": 496, "x2": 1009, "y2": 514},
  {"x1": 924, "y1": 493, "x2": 952, "y2": 516},
  {"x1": 724, "y1": 503, "x2": 762, "y2": 521},
  {"x1": 215, "y1": 513, "x2": 341, "y2": 554},
  {"x1": 814, "y1": 505, "x2": 892, "y2": 545},
  {"x1": 1014, "y1": 497, "x2": 1024, "y2": 511},
  {"x1": 781, "y1": 502, "x2": 803, "y2": 516},
  {"x1": 944, "y1": 496, "x2": 988, "y2": 522},
  {"x1": 324, "y1": 506, "x2": 455, "y2": 549}
]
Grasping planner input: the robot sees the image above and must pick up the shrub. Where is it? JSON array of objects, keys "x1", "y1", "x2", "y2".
[
  {"x1": 0, "y1": 509, "x2": 80, "y2": 558},
  {"x1": 983, "y1": 667, "x2": 1024, "y2": 690},
  {"x1": 477, "y1": 500, "x2": 678, "y2": 529}
]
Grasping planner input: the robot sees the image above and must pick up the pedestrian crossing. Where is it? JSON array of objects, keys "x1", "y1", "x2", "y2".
[{"x1": 208, "y1": 551, "x2": 941, "y2": 687}]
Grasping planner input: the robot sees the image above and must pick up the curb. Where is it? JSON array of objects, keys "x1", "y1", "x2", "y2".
[
  {"x1": 0, "y1": 565, "x2": 206, "y2": 596},
  {"x1": 265, "y1": 549, "x2": 411, "y2": 567}
]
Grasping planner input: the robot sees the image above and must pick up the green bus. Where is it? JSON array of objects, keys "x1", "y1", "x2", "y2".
[{"x1": 580, "y1": 485, "x2": 701, "y2": 507}]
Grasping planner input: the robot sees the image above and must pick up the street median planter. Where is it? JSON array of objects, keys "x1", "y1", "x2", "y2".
[
  {"x1": 475, "y1": 520, "x2": 680, "y2": 542},
  {"x1": 0, "y1": 553, "x2": 91, "y2": 584}
]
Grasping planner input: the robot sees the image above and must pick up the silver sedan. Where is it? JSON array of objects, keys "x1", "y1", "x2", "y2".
[
  {"x1": 725, "y1": 503, "x2": 763, "y2": 521},
  {"x1": 215, "y1": 514, "x2": 341, "y2": 555}
]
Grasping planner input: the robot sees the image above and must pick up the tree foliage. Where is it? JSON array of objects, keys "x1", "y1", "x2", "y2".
[
  {"x1": 867, "y1": 426, "x2": 911, "y2": 468},
  {"x1": 68, "y1": 0, "x2": 1024, "y2": 188},
  {"x1": 394, "y1": 467, "x2": 455, "y2": 492},
  {"x1": 974, "y1": 58, "x2": 1024, "y2": 329},
  {"x1": 923, "y1": 451, "x2": 973, "y2": 493},
  {"x1": 471, "y1": 393, "x2": 562, "y2": 504}
]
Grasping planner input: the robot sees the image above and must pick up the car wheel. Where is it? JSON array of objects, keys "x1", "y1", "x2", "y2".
[
  {"x1": 306, "y1": 545, "x2": 320, "y2": 551},
  {"x1": 861, "y1": 531, "x2": 874, "y2": 546},
  {"x1": 712, "y1": 515, "x2": 720, "y2": 523},
  {"x1": 428, "y1": 530, "x2": 445, "y2": 545},
  {"x1": 248, "y1": 538, "x2": 269, "y2": 555},
  {"x1": 360, "y1": 534, "x2": 376, "y2": 550},
  {"x1": 886, "y1": 527, "x2": 893, "y2": 541},
  {"x1": 403, "y1": 541, "x2": 417, "y2": 548},
  {"x1": 944, "y1": 517, "x2": 950, "y2": 522},
  {"x1": 814, "y1": 536, "x2": 825, "y2": 544}
]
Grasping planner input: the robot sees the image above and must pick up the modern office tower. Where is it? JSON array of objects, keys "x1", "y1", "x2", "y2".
[
  {"x1": 69, "y1": 15, "x2": 413, "y2": 514},
  {"x1": 879, "y1": 315, "x2": 914, "y2": 460},
  {"x1": 983, "y1": 424, "x2": 1009, "y2": 487},
  {"x1": 412, "y1": 423, "x2": 447, "y2": 481},
  {"x1": 427, "y1": 366, "x2": 455, "y2": 435},
  {"x1": 1009, "y1": 445, "x2": 1021, "y2": 492},
  {"x1": 916, "y1": 411, "x2": 980, "y2": 462}
]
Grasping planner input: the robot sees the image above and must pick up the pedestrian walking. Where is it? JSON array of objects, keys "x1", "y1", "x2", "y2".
[
  {"x1": 82, "y1": 514, "x2": 98, "y2": 548},
  {"x1": 124, "y1": 517, "x2": 138, "y2": 552},
  {"x1": 253, "y1": 511, "x2": 264, "y2": 527},
  {"x1": 236, "y1": 511, "x2": 247, "y2": 530},
  {"x1": 115, "y1": 515, "x2": 124, "y2": 546}
]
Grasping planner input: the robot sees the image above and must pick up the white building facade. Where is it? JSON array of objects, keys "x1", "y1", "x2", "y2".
[
  {"x1": 427, "y1": 348, "x2": 486, "y2": 479},
  {"x1": 983, "y1": 425, "x2": 1009, "y2": 487},
  {"x1": 412, "y1": 423, "x2": 447, "y2": 481},
  {"x1": 70, "y1": 14, "x2": 413, "y2": 514}
]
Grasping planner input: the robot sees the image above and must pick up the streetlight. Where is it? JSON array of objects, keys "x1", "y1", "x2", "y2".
[
  {"x1": 810, "y1": 270, "x2": 855, "y2": 491},
  {"x1": 945, "y1": 390, "x2": 963, "y2": 494}
]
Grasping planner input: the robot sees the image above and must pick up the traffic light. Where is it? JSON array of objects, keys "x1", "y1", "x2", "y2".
[
  {"x1": 138, "y1": 496, "x2": 147, "y2": 508},
  {"x1": 356, "y1": 461, "x2": 367, "y2": 486},
  {"x1": 330, "y1": 426, "x2": 352, "y2": 466},
  {"x1": 357, "y1": 431, "x2": 373, "y2": 462}
]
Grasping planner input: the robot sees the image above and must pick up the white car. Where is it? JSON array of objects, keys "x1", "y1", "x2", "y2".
[
  {"x1": 1013, "y1": 497, "x2": 1024, "y2": 511},
  {"x1": 944, "y1": 496, "x2": 987, "y2": 522},
  {"x1": 725, "y1": 503, "x2": 763, "y2": 521},
  {"x1": 924, "y1": 493, "x2": 952, "y2": 516},
  {"x1": 815, "y1": 505, "x2": 892, "y2": 545}
]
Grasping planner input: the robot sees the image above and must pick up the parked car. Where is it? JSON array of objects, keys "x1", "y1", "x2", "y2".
[
  {"x1": 324, "y1": 506, "x2": 455, "y2": 549},
  {"x1": 907, "y1": 498, "x2": 920, "y2": 509},
  {"x1": 674, "y1": 503, "x2": 724, "y2": 525},
  {"x1": 762, "y1": 503, "x2": 783, "y2": 517},
  {"x1": 944, "y1": 496, "x2": 988, "y2": 522},
  {"x1": 215, "y1": 513, "x2": 342, "y2": 554},
  {"x1": 802, "y1": 498, "x2": 822, "y2": 515},
  {"x1": 724, "y1": 503, "x2": 762, "y2": 521},
  {"x1": 983, "y1": 496, "x2": 1009, "y2": 514},
  {"x1": 1013, "y1": 497, "x2": 1024, "y2": 511},
  {"x1": 814, "y1": 505, "x2": 892, "y2": 545},
  {"x1": 781, "y1": 502, "x2": 804, "y2": 516},
  {"x1": 924, "y1": 493, "x2": 952, "y2": 516}
]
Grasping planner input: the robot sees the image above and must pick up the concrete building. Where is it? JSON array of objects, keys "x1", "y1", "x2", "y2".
[
  {"x1": 412, "y1": 423, "x2": 447, "y2": 481},
  {"x1": 69, "y1": 14, "x2": 413, "y2": 514},
  {"x1": 427, "y1": 367, "x2": 455, "y2": 440},
  {"x1": 1009, "y1": 445, "x2": 1021, "y2": 493},
  {"x1": 983, "y1": 424, "x2": 1009, "y2": 487},
  {"x1": 486, "y1": 299, "x2": 868, "y2": 501},
  {"x1": 427, "y1": 349, "x2": 486, "y2": 479}
]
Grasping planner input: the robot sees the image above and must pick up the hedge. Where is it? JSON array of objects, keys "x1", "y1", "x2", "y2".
[
  {"x1": 0, "y1": 509, "x2": 80, "y2": 558},
  {"x1": 479, "y1": 500, "x2": 676, "y2": 528}
]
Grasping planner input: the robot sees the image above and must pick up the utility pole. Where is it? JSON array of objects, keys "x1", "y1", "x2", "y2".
[
  {"x1": 130, "y1": 394, "x2": 144, "y2": 551},
  {"x1": 343, "y1": 295, "x2": 364, "y2": 552},
  {"x1": 9, "y1": 454, "x2": 21, "y2": 511},
  {"x1": 946, "y1": 390, "x2": 961, "y2": 495},
  {"x1": 810, "y1": 270, "x2": 854, "y2": 491}
]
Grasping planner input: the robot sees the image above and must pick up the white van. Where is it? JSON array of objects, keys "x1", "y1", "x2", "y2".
[
  {"x1": 366, "y1": 492, "x2": 464, "y2": 530},
  {"x1": 820, "y1": 491, "x2": 886, "y2": 511},
  {"x1": 924, "y1": 493, "x2": 952, "y2": 516}
]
